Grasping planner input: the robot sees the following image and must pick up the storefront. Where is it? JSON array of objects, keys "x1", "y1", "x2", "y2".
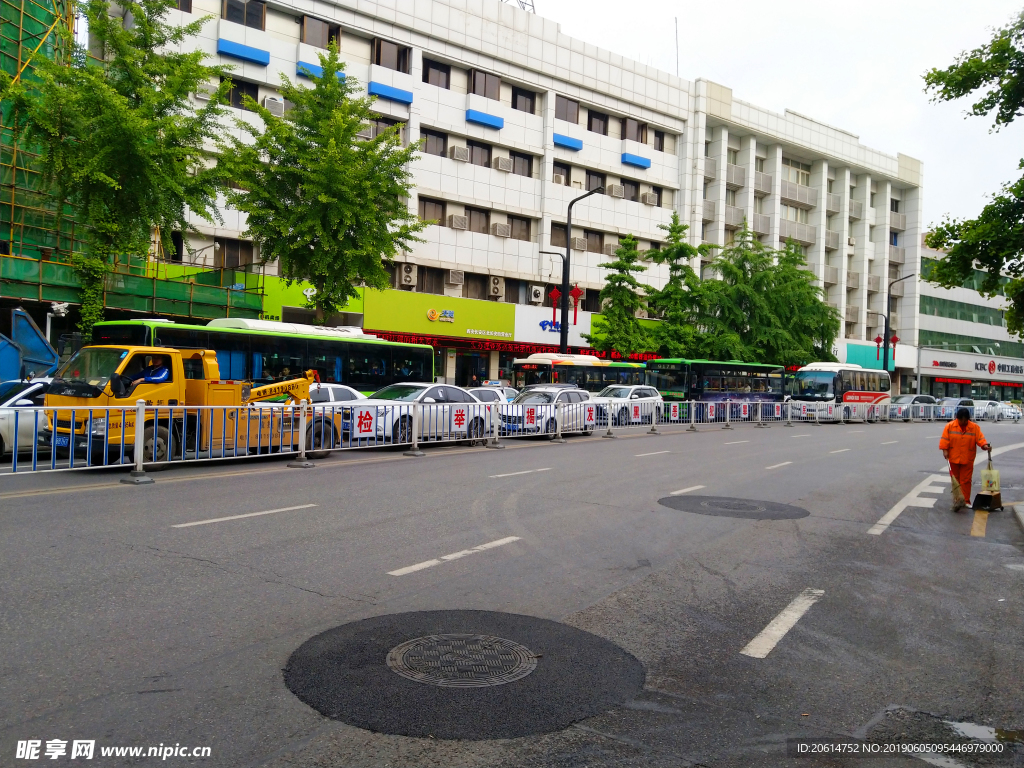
[{"x1": 912, "y1": 349, "x2": 1024, "y2": 401}]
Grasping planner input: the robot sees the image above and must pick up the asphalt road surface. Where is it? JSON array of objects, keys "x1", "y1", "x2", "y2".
[{"x1": 1, "y1": 420, "x2": 1023, "y2": 767}]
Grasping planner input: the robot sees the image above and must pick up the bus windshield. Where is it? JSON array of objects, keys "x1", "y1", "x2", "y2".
[
  {"x1": 791, "y1": 371, "x2": 835, "y2": 400},
  {"x1": 646, "y1": 366, "x2": 688, "y2": 394}
]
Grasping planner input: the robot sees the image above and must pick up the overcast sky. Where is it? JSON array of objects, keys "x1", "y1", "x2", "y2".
[{"x1": 540, "y1": 0, "x2": 1022, "y2": 227}]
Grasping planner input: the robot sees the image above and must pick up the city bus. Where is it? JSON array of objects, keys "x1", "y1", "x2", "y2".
[
  {"x1": 511, "y1": 353, "x2": 645, "y2": 392},
  {"x1": 789, "y1": 362, "x2": 891, "y2": 420},
  {"x1": 645, "y1": 359, "x2": 786, "y2": 402},
  {"x1": 91, "y1": 318, "x2": 435, "y2": 393}
]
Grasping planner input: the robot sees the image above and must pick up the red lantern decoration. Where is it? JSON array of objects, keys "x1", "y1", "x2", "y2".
[
  {"x1": 890, "y1": 334, "x2": 900, "y2": 352},
  {"x1": 549, "y1": 287, "x2": 562, "y2": 324},
  {"x1": 874, "y1": 334, "x2": 883, "y2": 360},
  {"x1": 569, "y1": 284, "x2": 585, "y2": 325}
]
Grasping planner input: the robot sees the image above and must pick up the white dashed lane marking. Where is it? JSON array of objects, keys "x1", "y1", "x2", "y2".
[
  {"x1": 740, "y1": 588, "x2": 825, "y2": 658},
  {"x1": 635, "y1": 450, "x2": 671, "y2": 457},
  {"x1": 388, "y1": 536, "x2": 521, "y2": 576},
  {"x1": 830, "y1": 449, "x2": 850, "y2": 454},
  {"x1": 173, "y1": 504, "x2": 317, "y2": 528},
  {"x1": 766, "y1": 461, "x2": 792, "y2": 469},
  {"x1": 489, "y1": 468, "x2": 551, "y2": 478},
  {"x1": 670, "y1": 485, "x2": 705, "y2": 496}
]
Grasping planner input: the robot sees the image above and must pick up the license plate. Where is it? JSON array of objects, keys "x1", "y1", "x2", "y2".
[{"x1": 54, "y1": 435, "x2": 70, "y2": 447}]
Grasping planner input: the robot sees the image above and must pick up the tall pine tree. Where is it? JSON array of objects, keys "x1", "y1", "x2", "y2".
[{"x1": 583, "y1": 235, "x2": 652, "y2": 358}]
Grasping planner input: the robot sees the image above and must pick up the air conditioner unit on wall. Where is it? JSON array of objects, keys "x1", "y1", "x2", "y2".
[
  {"x1": 449, "y1": 145, "x2": 470, "y2": 162},
  {"x1": 448, "y1": 215, "x2": 468, "y2": 230},
  {"x1": 848, "y1": 237, "x2": 856, "y2": 246},
  {"x1": 400, "y1": 263, "x2": 417, "y2": 287},
  {"x1": 489, "y1": 275, "x2": 505, "y2": 299},
  {"x1": 607, "y1": 184, "x2": 625, "y2": 198},
  {"x1": 529, "y1": 284, "x2": 545, "y2": 304},
  {"x1": 262, "y1": 96, "x2": 285, "y2": 117},
  {"x1": 493, "y1": 156, "x2": 513, "y2": 172},
  {"x1": 570, "y1": 237, "x2": 587, "y2": 251},
  {"x1": 640, "y1": 192, "x2": 659, "y2": 206},
  {"x1": 447, "y1": 270, "x2": 465, "y2": 285},
  {"x1": 602, "y1": 243, "x2": 617, "y2": 256},
  {"x1": 491, "y1": 223, "x2": 511, "y2": 238},
  {"x1": 552, "y1": 174, "x2": 566, "y2": 186}
]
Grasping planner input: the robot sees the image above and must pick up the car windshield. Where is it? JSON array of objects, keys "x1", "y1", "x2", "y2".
[
  {"x1": 368, "y1": 384, "x2": 427, "y2": 402},
  {"x1": 597, "y1": 386, "x2": 633, "y2": 398},
  {"x1": 892, "y1": 395, "x2": 915, "y2": 403},
  {"x1": 939, "y1": 398, "x2": 961, "y2": 405},
  {"x1": 513, "y1": 391, "x2": 553, "y2": 404},
  {"x1": 55, "y1": 347, "x2": 127, "y2": 388},
  {"x1": 0, "y1": 381, "x2": 36, "y2": 403}
]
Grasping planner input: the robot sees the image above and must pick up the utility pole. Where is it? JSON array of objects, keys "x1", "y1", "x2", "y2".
[
  {"x1": 882, "y1": 273, "x2": 914, "y2": 375},
  {"x1": 561, "y1": 187, "x2": 603, "y2": 354}
]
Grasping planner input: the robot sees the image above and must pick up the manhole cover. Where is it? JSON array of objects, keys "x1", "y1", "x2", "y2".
[
  {"x1": 658, "y1": 495, "x2": 809, "y2": 520},
  {"x1": 284, "y1": 610, "x2": 645, "y2": 740},
  {"x1": 386, "y1": 634, "x2": 538, "y2": 688}
]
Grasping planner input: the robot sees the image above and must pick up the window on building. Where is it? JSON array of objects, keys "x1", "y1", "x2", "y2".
[
  {"x1": 621, "y1": 118, "x2": 646, "y2": 143},
  {"x1": 653, "y1": 130, "x2": 665, "y2": 152},
  {"x1": 503, "y1": 278, "x2": 522, "y2": 304},
  {"x1": 584, "y1": 229, "x2": 603, "y2": 253},
  {"x1": 462, "y1": 272, "x2": 487, "y2": 299},
  {"x1": 368, "y1": 115, "x2": 401, "y2": 142},
  {"x1": 553, "y1": 162, "x2": 571, "y2": 185},
  {"x1": 622, "y1": 179, "x2": 639, "y2": 202},
  {"x1": 827, "y1": 179, "x2": 834, "y2": 193},
  {"x1": 781, "y1": 157, "x2": 811, "y2": 186},
  {"x1": 373, "y1": 38, "x2": 410, "y2": 73},
  {"x1": 176, "y1": 0, "x2": 192, "y2": 12},
  {"x1": 466, "y1": 207, "x2": 489, "y2": 234},
  {"x1": 704, "y1": 141, "x2": 711, "y2": 157},
  {"x1": 422, "y1": 58, "x2": 450, "y2": 89},
  {"x1": 755, "y1": 157, "x2": 765, "y2": 173},
  {"x1": 727, "y1": 149, "x2": 739, "y2": 165},
  {"x1": 469, "y1": 69, "x2": 500, "y2": 100},
  {"x1": 780, "y1": 204, "x2": 808, "y2": 224},
  {"x1": 467, "y1": 140, "x2": 491, "y2": 167},
  {"x1": 300, "y1": 16, "x2": 339, "y2": 49},
  {"x1": 551, "y1": 223, "x2": 567, "y2": 248},
  {"x1": 870, "y1": 192, "x2": 877, "y2": 207},
  {"x1": 223, "y1": 0, "x2": 263, "y2": 29},
  {"x1": 170, "y1": 231, "x2": 184, "y2": 263},
  {"x1": 421, "y1": 128, "x2": 447, "y2": 157},
  {"x1": 509, "y1": 215, "x2": 531, "y2": 241},
  {"x1": 214, "y1": 237, "x2": 254, "y2": 269},
  {"x1": 587, "y1": 110, "x2": 608, "y2": 135},
  {"x1": 555, "y1": 95, "x2": 579, "y2": 123},
  {"x1": 890, "y1": 198, "x2": 900, "y2": 213},
  {"x1": 651, "y1": 186, "x2": 663, "y2": 207},
  {"x1": 418, "y1": 197, "x2": 445, "y2": 224},
  {"x1": 702, "y1": 180, "x2": 709, "y2": 200},
  {"x1": 586, "y1": 170, "x2": 605, "y2": 193},
  {"x1": 223, "y1": 78, "x2": 259, "y2": 110},
  {"x1": 512, "y1": 87, "x2": 535, "y2": 114},
  {"x1": 417, "y1": 266, "x2": 445, "y2": 295},
  {"x1": 510, "y1": 151, "x2": 532, "y2": 177},
  {"x1": 754, "y1": 195, "x2": 764, "y2": 214},
  {"x1": 725, "y1": 189, "x2": 737, "y2": 207},
  {"x1": 890, "y1": 231, "x2": 899, "y2": 246}
]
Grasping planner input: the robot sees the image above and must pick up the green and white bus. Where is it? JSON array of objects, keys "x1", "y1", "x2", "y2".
[
  {"x1": 645, "y1": 358, "x2": 786, "y2": 402},
  {"x1": 91, "y1": 318, "x2": 434, "y2": 393},
  {"x1": 511, "y1": 353, "x2": 646, "y2": 392}
]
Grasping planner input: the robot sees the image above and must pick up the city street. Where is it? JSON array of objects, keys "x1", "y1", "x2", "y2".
[{"x1": 2, "y1": 421, "x2": 1023, "y2": 767}]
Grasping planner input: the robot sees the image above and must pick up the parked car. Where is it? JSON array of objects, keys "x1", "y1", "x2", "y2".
[
  {"x1": 468, "y1": 386, "x2": 518, "y2": 403},
  {"x1": 499, "y1": 386, "x2": 591, "y2": 436},
  {"x1": 0, "y1": 378, "x2": 51, "y2": 456},
  {"x1": 890, "y1": 394, "x2": 937, "y2": 421},
  {"x1": 936, "y1": 397, "x2": 974, "y2": 420},
  {"x1": 357, "y1": 383, "x2": 486, "y2": 444},
  {"x1": 972, "y1": 399, "x2": 1003, "y2": 421},
  {"x1": 1001, "y1": 402, "x2": 1023, "y2": 421},
  {"x1": 589, "y1": 385, "x2": 663, "y2": 426}
]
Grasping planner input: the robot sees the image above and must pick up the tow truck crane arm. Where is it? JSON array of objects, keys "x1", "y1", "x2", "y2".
[{"x1": 245, "y1": 369, "x2": 321, "y2": 405}]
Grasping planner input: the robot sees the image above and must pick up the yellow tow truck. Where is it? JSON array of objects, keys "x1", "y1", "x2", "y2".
[{"x1": 41, "y1": 345, "x2": 339, "y2": 462}]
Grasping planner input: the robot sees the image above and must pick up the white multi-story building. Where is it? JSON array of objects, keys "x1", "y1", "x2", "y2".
[{"x1": 170, "y1": 0, "x2": 926, "y2": 384}]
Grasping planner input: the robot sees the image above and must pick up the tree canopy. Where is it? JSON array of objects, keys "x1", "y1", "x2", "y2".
[
  {"x1": 218, "y1": 45, "x2": 425, "y2": 321},
  {"x1": 582, "y1": 234, "x2": 652, "y2": 358}
]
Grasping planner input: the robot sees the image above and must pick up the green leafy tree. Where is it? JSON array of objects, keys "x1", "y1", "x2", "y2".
[
  {"x1": 582, "y1": 234, "x2": 652, "y2": 358},
  {"x1": 218, "y1": 45, "x2": 425, "y2": 322},
  {"x1": 1, "y1": 0, "x2": 230, "y2": 333},
  {"x1": 923, "y1": 10, "x2": 1024, "y2": 334}
]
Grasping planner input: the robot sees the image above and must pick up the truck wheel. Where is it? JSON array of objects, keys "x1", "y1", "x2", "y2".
[
  {"x1": 140, "y1": 424, "x2": 171, "y2": 470},
  {"x1": 306, "y1": 424, "x2": 330, "y2": 459}
]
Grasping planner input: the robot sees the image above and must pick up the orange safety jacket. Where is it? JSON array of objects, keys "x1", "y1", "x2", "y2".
[{"x1": 939, "y1": 420, "x2": 989, "y2": 464}]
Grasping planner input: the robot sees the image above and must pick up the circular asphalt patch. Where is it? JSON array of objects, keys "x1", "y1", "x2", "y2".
[
  {"x1": 283, "y1": 610, "x2": 646, "y2": 740},
  {"x1": 658, "y1": 494, "x2": 810, "y2": 520}
]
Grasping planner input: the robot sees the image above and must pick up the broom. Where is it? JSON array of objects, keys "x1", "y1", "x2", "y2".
[{"x1": 947, "y1": 460, "x2": 967, "y2": 510}]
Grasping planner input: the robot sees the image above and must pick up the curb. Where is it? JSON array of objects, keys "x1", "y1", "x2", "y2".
[{"x1": 1014, "y1": 505, "x2": 1024, "y2": 535}]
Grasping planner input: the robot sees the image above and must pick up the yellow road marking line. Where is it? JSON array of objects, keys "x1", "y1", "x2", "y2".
[{"x1": 970, "y1": 509, "x2": 989, "y2": 537}]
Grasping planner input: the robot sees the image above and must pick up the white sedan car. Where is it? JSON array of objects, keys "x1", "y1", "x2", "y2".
[
  {"x1": 589, "y1": 385, "x2": 663, "y2": 425},
  {"x1": 498, "y1": 386, "x2": 591, "y2": 436},
  {"x1": 355, "y1": 383, "x2": 488, "y2": 444},
  {"x1": 0, "y1": 378, "x2": 51, "y2": 456}
]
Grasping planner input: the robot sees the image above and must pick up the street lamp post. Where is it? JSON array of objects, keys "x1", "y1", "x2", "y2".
[
  {"x1": 881, "y1": 272, "x2": 915, "y2": 377},
  {"x1": 560, "y1": 186, "x2": 604, "y2": 354}
]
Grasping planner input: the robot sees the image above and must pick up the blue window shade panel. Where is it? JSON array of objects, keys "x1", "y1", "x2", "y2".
[
  {"x1": 621, "y1": 152, "x2": 652, "y2": 169},
  {"x1": 368, "y1": 81, "x2": 413, "y2": 104},
  {"x1": 216, "y1": 350, "x2": 247, "y2": 380},
  {"x1": 216, "y1": 38, "x2": 270, "y2": 66},
  {"x1": 465, "y1": 109, "x2": 504, "y2": 130},
  {"x1": 297, "y1": 61, "x2": 346, "y2": 80},
  {"x1": 552, "y1": 133, "x2": 583, "y2": 151}
]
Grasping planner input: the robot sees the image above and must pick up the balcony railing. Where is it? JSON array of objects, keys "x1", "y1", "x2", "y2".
[
  {"x1": 890, "y1": 281, "x2": 905, "y2": 297},
  {"x1": 725, "y1": 163, "x2": 746, "y2": 187},
  {"x1": 815, "y1": 264, "x2": 839, "y2": 285},
  {"x1": 779, "y1": 180, "x2": 818, "y2": 208},
  {"x1": 849, "y1": 199, "x2": 864, "y2": 219},
  {"x1": 889, "y1": 245, "x2": 906, "y2": 264},
  {"x1": 867, "y1": 274, "x2": 881, "y2": 293},
  {"x1": 867, "y1": 310, "x2": 881, "y2": 327},
  {"x1": 825, "y1": 230, "x2": 840, "y2": 251},
  {"x1": 826, "y1": 193, "x2": 841, "y2": 214},
  {"x1": 846, "y1": 270, "x2": 860, "y2": 290},
  {"x1": 752, "y1": 212, "x2": 770, "y2": 234},
  {"x1": 779, "y1": 219, "x2": 817, "y2": 245},
  {"x1": 702, "y1": 200, "x2": 716, "y2": 221},
  {"x1": 889, "y1": 211, "x2": 907, "y2": 231},
  {"x1": 754, "y1": 171, "x2": 773, "y2": 194},
  {"x1": 703, "y1": 157, "x2": 717, "y2": 179},
  {"x1": 845, "y1": 304, "x2": 859, "y2": 322},
  {"x1": 724, "y1": 205, "x2": 745, "y2": 228},
  {"x1": 891, "y1": 312, "x2": 899, "y2": 329}
]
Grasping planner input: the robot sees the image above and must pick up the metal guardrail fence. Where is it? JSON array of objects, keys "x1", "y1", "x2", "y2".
[{"x1": 2, "y1": 399, "x2": 1018, "y2": 477}]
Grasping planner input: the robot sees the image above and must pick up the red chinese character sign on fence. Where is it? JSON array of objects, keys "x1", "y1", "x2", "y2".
[
  {"x1": 450, "y1": 405, "x2": 468, "y2": 433},
  {"x1": 741, "y1": 403, "x2": 749, "y2": 418},
  {"x1": 524, "y1": 406, "x2": 536, "y2": 427},
  {"x1": 585, "y1": 405, "x2": 596, "y2": 426},
  {"x1": 708, "y1": 403, "x2": 716, "y2": 420},
  {"x1": 670, "y1": 403, "x2": 680, "y2": 421},
  {"x1": 353, "y1": 407, "x2": 377, "y2": 437}
]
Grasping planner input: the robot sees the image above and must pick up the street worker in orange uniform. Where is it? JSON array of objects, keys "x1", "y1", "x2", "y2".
[{"x1": 939, "y1": 407, "x2": 992, "y2": 511}]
